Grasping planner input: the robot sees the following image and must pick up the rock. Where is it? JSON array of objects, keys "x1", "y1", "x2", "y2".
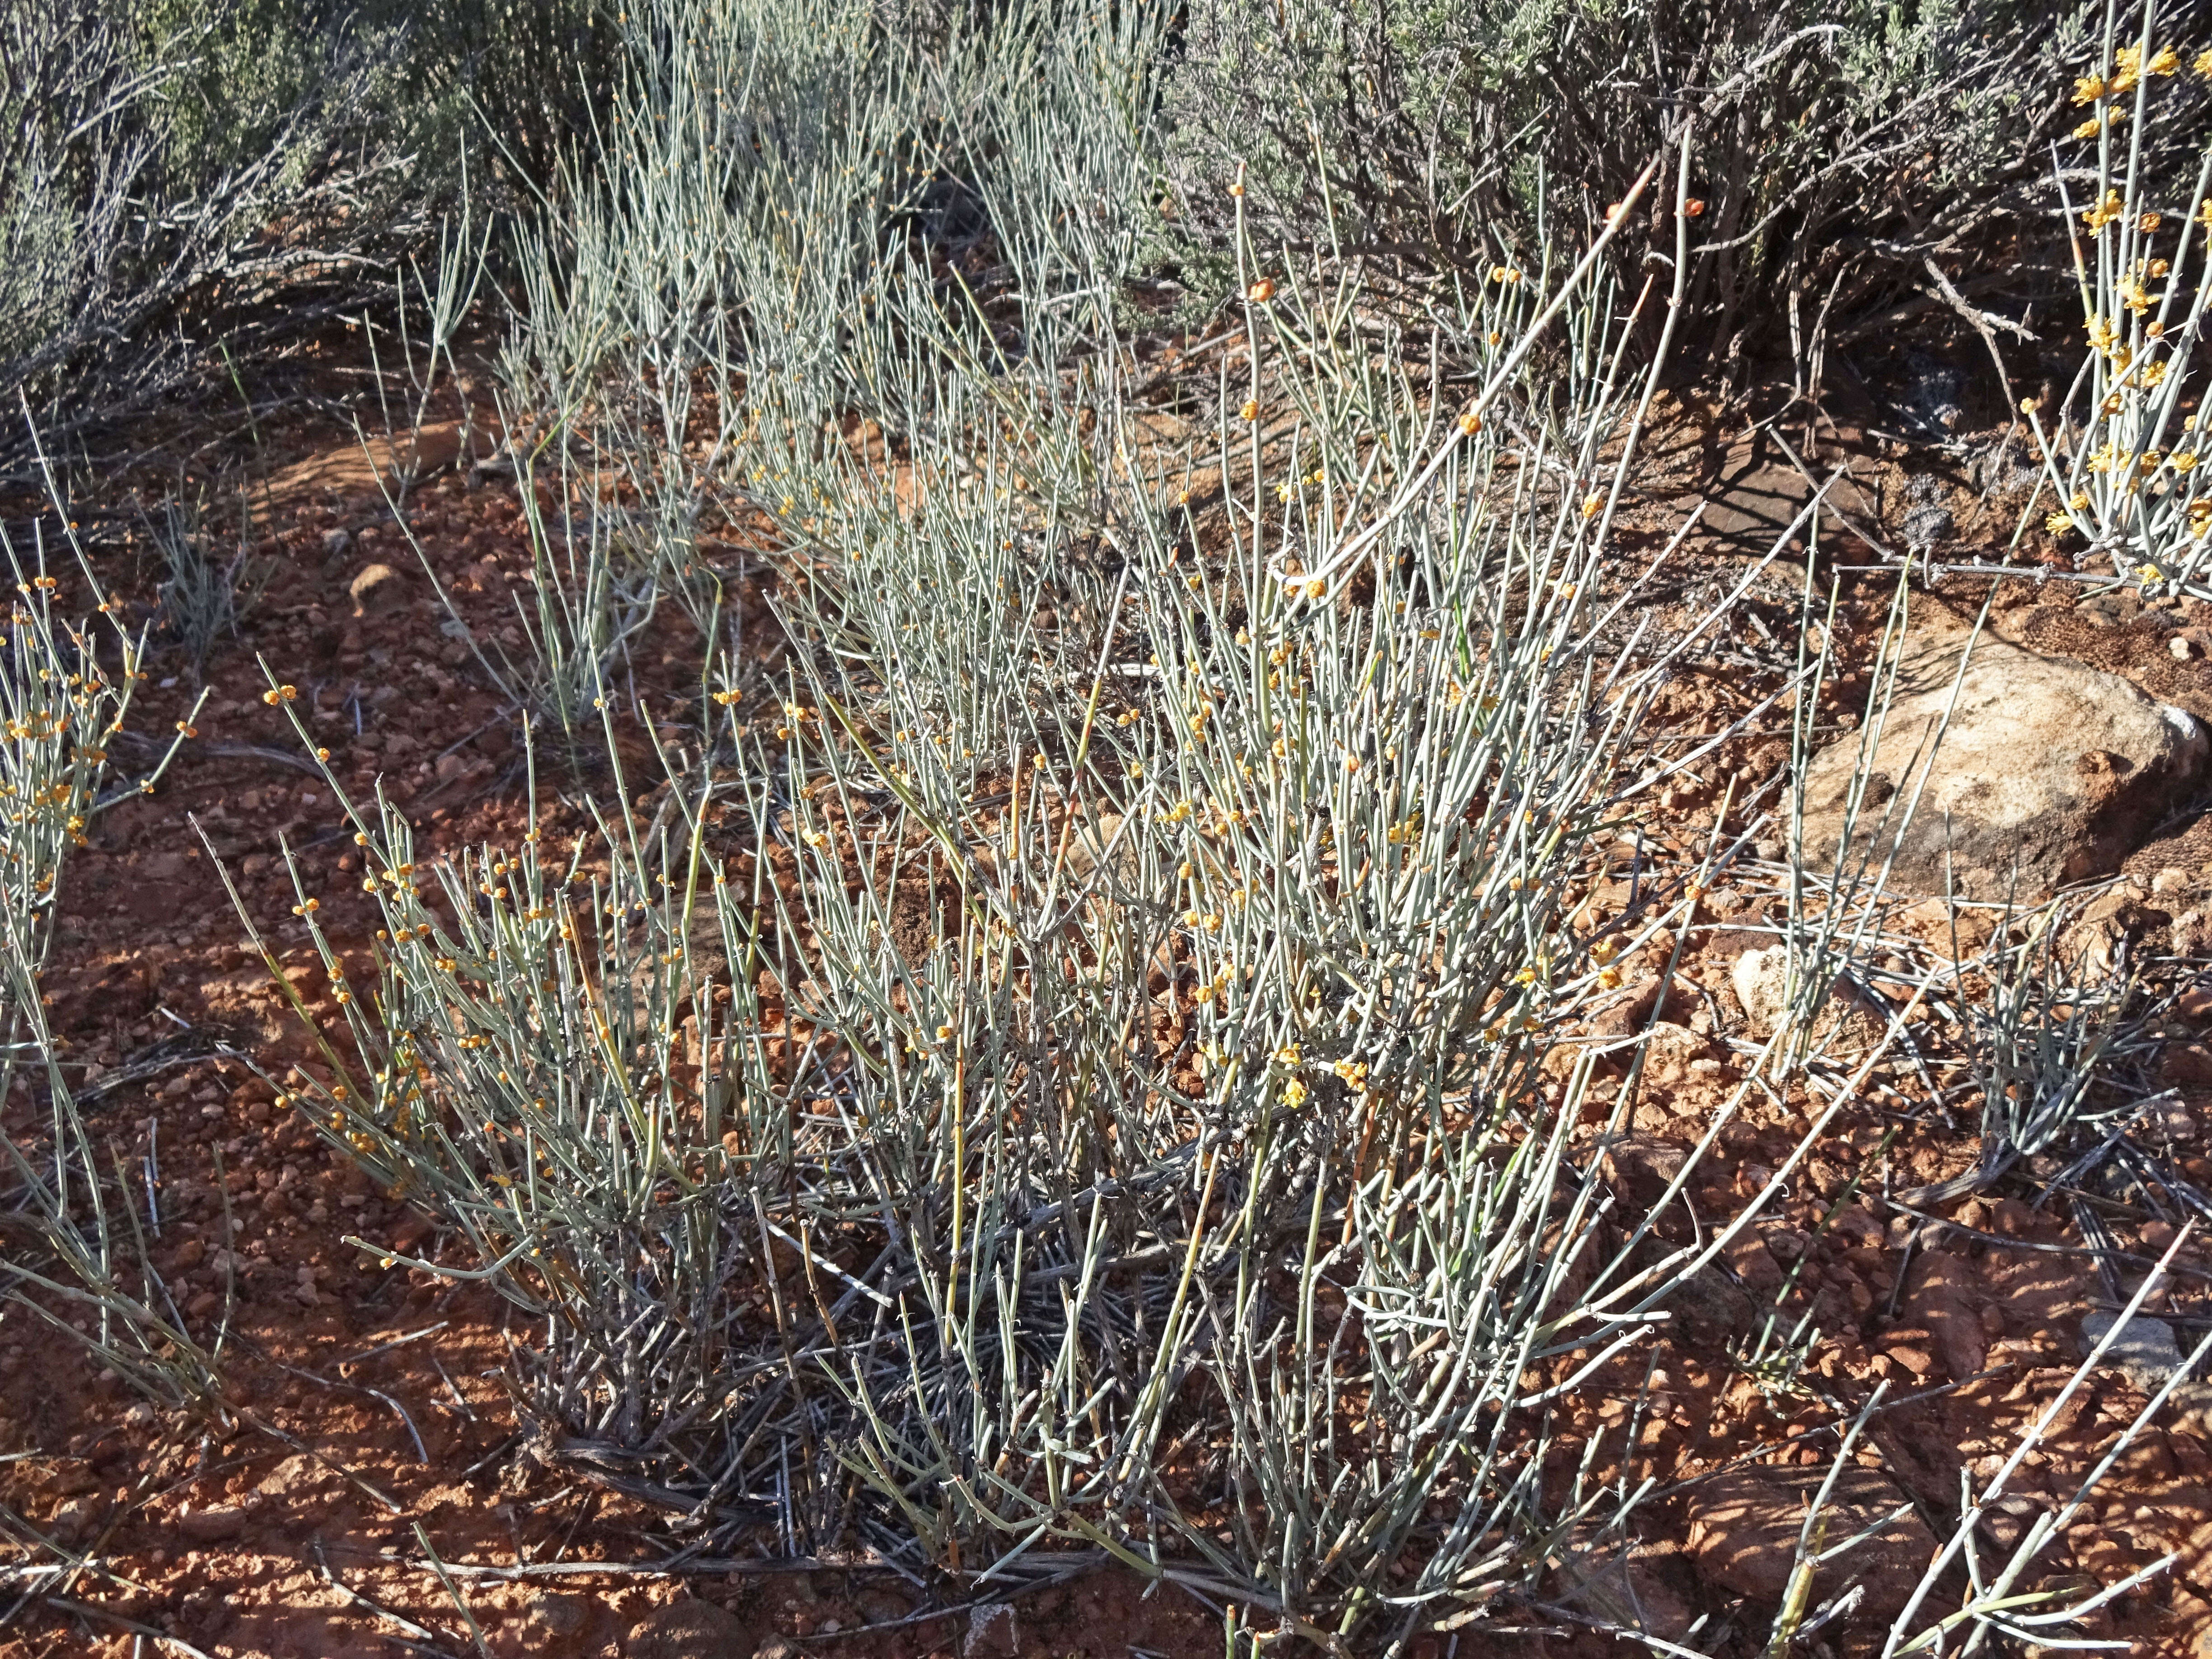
[
  {"x1": 963, "y1": 1603, "x2": 1018, "y2": 1659},
  {"x1": 1599, "y1": 1131, "x2": 1690, "y2": 1210},
  {"x1": 1685, "y1": 1466, "x2": 1937, "y2": 1617},
  {"x1": 47, "y1": 1494, "x2": 100, "y2": 1543},
  {"x1": 348, "y1": 562, "x2": 407, "y2": 619},
  {"x1": 1730, "y1": 945, "x2": 1885, "y2": 1052},
  {"x1": 2081, "y1": 1311, "x2": 2187, "y2": 1394},
  {"x1": 1798, "y1": 628, "x2": 2207, "y2": 901},
  {"x1": 177, "y1": 1504, "x2": 247, "y2": 1544},
  {"x1": 625, "y1": 1598, "x2": 753, "y2": 1659},
  {"x1": 2161, "y1": 1044, "x2": 2212, "y2": 1091}
]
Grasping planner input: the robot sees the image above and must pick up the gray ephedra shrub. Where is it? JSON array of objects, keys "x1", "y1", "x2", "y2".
[
  {"x1": 257, "y1": 5, "x2": 1780, "y2": 1637},
  {"x1": 0, "y1": 528, "x2": 216, "y2": 1411},
  {"x1": 239, "y1": 0, "x2": 2210, "y2": 1652}
]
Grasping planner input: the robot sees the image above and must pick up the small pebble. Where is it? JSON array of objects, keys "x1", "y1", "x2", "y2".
[{"x1": 2081, "y1": 1310, "x2": 2187, "y2": 1392}]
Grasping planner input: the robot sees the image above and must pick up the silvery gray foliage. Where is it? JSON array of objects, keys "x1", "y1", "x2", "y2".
[
  {"x1": 258, "y1": 5, "x2": 1798, "y2": 1643},
  {"x1": 234, "y1": 1, "x2": 2205, "y2": 1647},
  {"x1": 0, "y1": 0, "x2": 2188, "y2": 1651}
]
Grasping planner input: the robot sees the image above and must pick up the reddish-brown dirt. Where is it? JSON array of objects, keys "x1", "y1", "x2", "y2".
[{"x1": 5, "y1": 371, "x2": 2212, "y2": 1659}]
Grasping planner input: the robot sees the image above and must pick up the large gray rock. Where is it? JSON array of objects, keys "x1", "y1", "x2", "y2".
[{"x1": 1800, "y1": 628, "x2": 2207, "y2": 900}]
